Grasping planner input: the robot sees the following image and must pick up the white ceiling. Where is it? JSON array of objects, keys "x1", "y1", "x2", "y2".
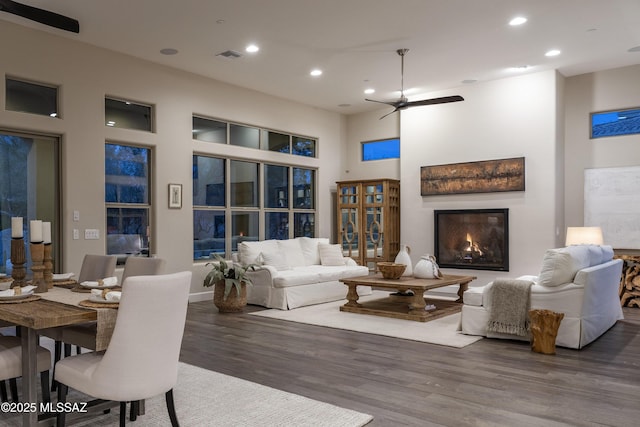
[{"x1": 2, "y1": 0, "x2": 640, "y2": 115}]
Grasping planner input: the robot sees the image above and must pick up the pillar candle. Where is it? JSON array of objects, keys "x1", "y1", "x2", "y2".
[
  {"x1": 11, "y1": 217, "x2": 23, "y2": 238},
  {"x1": 42, "y1": 222, "x2": 52, "y2": 244},
  {"x1": 30, "y1": 220, "x2": 43, "y2": 243}
]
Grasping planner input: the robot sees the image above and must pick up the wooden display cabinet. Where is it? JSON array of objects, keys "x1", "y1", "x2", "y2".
[{"x1": 336, "y1": 179, "x2": 400, "y2": 270}]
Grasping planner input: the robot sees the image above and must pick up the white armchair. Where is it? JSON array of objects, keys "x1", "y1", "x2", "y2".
[{"x1": 461, "y1": 245, "x2": 624, "y2": 349}]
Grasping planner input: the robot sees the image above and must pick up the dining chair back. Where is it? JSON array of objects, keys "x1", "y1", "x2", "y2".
[
  {"x1": 77, "y1": 254, "x2": 117, "y2": 283},
  {"x1": 121, "y1": 257, "x2": 166, "y2": 285},
  {"x1": 0, "y1": 336, "x2": 51, "y2": 403},
  {"x1": 55, "y1": 271, "x2": 192, "y2": 426}
]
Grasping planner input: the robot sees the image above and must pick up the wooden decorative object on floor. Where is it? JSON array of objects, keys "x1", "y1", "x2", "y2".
[
  {"x1": 616, "y1": 255, "x2": 640, "y2": 308},
  {"x1": 529, "y1": 309, "x2": 564, "y2": 355}
]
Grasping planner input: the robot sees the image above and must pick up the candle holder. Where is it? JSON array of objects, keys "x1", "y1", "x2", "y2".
[
  {"x1": 30, "y1": 242, "x2": 48, "y2": 293},
  {"x1": 44, "y1": 243, "x2": 53, "y2": 289},
  {"x1": 10, "y1": 237, "x2": 27, "y2": 288}
]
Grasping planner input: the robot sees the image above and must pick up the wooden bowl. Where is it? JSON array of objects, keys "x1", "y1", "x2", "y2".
[{"x1": 377, "y1": 262, "x2": 406, "y2": 279}]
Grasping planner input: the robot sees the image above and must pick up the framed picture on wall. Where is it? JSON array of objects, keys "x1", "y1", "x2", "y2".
[{"x1": 168, "y1": 184, "x2": 182, "y2": 209}]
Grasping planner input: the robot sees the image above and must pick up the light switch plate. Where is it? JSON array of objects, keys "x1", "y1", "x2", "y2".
[
  {"x1": 73, "y1": 229, "x2": 79, "y2": 240},
  {"x1": 73, "y1": 210, "x2": 80, "y2": 221},
  {"x1": 84, "y1": 229, "x2": 100, "y2": 240}
]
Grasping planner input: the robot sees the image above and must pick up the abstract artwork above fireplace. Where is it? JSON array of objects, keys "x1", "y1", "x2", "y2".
[
  {"x1": 420, "y1": 157, "x2": 525, "y2": 196},
  {"x1": 434, "y1": 208, "x2": 509, "y2": 271}
]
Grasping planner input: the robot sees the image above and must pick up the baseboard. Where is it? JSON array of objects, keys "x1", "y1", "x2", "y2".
[{"x1": 189, "y1": 290, "x2": 213, "y2": 303}]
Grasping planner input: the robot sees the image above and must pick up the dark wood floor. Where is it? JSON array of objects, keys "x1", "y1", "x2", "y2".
[{"x1": 180, "y1": 303, "x2": 640, "y2": 427}]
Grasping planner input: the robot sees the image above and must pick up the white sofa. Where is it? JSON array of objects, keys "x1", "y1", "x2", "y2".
[
  {"x1": 239, "y1": 237, "x2": 372, "y2": 310},
  {"x1": 460, "y1": 244, "x2": 623, "y2": 349}
]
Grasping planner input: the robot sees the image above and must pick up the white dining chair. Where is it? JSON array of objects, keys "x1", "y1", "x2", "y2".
[
  {"x1": 55, "y1": 271, "x2": 192, "y2": 427},
  {"x1": 41, "y1": 254, "x2": 117, "y2": 391},
  {"x1": 0, "y1": 335, "x2": 51, "y2": 403},
  {"x1": 61, "y1": 256, "x2": 166, "y2": 355}
]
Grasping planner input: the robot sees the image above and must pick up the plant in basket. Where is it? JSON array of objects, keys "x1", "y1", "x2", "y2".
[{"x1": 203, "y1": 256, "x2": 257, "y2": 312}]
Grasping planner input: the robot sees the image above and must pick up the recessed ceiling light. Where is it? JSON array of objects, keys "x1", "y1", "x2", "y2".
[
  {"x1": 338, "y1": 103, "x2": 351, "y2": 108},
  {"x1": 310, "y1": 69, "x2": 323, "y2": 77},
  {"x1": 510, "y1": 65, "x2": 529, "y2": 72},
  {"x1": 462, "y1": 79, "x2": 477, "y2": 84},
  {"x1": 245, "y1": 44, "x2": 259, "y2": 53},
  {"x1": 160, "y1": 48, "x2": 178, "y2": 55},
  {"x1": 545, "y1": 49, "x2": 561, "y2": 57},
  {"x1": 364, "y1": 88, "x2": 375, "y2": 94},
  {"x1": 509, "y1": 16, "x2": 527, "y2": 26}
]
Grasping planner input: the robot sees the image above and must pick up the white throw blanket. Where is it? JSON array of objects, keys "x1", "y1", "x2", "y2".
[{"x1": 486, "y1": 279, "x2": 533, "y2": 336}]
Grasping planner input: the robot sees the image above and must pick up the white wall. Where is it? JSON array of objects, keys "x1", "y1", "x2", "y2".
[
  {"x1": 342, "y1": 109, "x2": 400, "y2": 181},
  {"x1": 564, "y1": 64, "x2": 640, "y2": 255},
  {"x1": 0, "y1": 22, "x2": 346, "y2": 296},
  {"x1": 399, "y1": 71, "x2": 563, "y2": 287}
]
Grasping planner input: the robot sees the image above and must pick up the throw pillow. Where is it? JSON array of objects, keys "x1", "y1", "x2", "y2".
[
  {"x1": 277, "y1": 239, "x2": 306, "y2": 267},
  {"x1": 318, "y1": 243, "x2": 345, "y2": 266},
  {"x1": 261, "y1": 250, "x2": 290, "y2": 271}
]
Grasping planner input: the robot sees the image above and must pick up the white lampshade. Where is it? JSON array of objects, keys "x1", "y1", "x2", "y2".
[{"x1": 565, "y1": 226, "x2": 604, "y2": 246}]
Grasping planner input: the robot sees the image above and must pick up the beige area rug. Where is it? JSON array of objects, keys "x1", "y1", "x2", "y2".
[
  {"x1": 250, "y1": 291, "x2": 483, "y2": 348},
  {"x1": 1, "y1": 362, "x2": 373, "y2": 427}
]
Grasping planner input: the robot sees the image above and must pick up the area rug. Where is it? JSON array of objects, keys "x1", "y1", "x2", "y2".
[
  {"x1": 250, "y1": 291, "x2": 482, "y2": 348},
  {"x1": 1, "y1": 362, "x2": 373, "y2": 427}
]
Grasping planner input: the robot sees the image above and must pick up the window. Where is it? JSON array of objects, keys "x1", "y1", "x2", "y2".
[
  {"x1": 105, "y1": 143, "x2": 151, "y2": 263},
  {"x1": 192, "y1": 155, "x2": 316, "y2": 260},
  {"x1": 230, "y1": 124, "x2": 260, "y2": 149},
  {"x1": 191, "y1": 115, "x2": 317, "y2": 158},
  {"x1": 292, "y1": 136, "x2": 316, "y2": 157},
  {"x1": 362, "y1": 138, "x2": 400, "y2": 161},
  {"x1": 293, "y1": 168, "x2": 314, "y2": 209},
  {"x1": 5, "y1": 77, "x2": 59, "y2": 118},
  {"x1": 0, "y1": 131, "x2": 60, "y2": 272},
  {"x1": 193, "y1": 116, "x2": 227, "y2": 143},
  {"x1": 262, "y1": 130, "x2": 290, "y2": 153},
  {"x1": 105, "y1": 97, "x2": 153, "y2": 132},
  {"x1": 591, "y1": 108, "x2": 640, "y2": 139}
]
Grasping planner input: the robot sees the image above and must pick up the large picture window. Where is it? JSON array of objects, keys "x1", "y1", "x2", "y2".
[
  {"x1": 105, "y1": 143, "x2": 151, "y2": 263},
  {"x1": 192, "y1": 155, "x2": 316, "y2": 260}
]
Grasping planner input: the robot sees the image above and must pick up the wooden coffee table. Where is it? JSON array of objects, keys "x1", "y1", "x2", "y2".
[{"x1": 340, "y1": 274, "x2": 476, "y2": 322}]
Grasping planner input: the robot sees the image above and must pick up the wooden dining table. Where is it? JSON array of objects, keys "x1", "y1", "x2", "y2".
[{"x1": 0, "y1": 286, "x2": 118, "y2": 426}]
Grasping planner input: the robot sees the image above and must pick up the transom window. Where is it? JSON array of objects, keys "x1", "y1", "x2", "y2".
[
  {"x1": 5, "y1": 77, "x2": 59, "y2": 118},
  {"x1": 192, "y1": 115, "x2": 317, "y2": 158}
]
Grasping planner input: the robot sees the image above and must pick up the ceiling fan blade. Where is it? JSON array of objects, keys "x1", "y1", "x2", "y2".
[
  {"x1": 0, "y1": 0, "x2": 79, "y2": 33},
  {"x1": 378, "y1": 108, "x2": 400, "y2": 120},
  {"x1": 365, "y1": 98, "x2": 400, "y2": 107},
  {"x1": 405, "y1": 95, "x2": 464, "y2": 107}
]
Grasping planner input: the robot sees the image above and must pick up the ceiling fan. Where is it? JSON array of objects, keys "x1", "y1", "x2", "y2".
[
  {"x1": 366, "y1": 48, "x2": 463, "y2": 119},
  {"x1": 0, "y1": 0, "x2": 79, "y2": 33}
]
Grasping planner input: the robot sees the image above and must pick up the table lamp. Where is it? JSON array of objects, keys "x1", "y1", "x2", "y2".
[{"x1": 565, "y1": 226, "x2": 604, "y2": 246}]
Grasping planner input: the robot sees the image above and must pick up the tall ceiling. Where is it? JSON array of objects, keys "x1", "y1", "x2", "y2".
[{"x1": 2, "y1": 0, "x2": 640, "y2": 114}]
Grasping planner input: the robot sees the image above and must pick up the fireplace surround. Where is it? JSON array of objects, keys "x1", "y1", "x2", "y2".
[{"x1": 434, "y1": 208, "x2": 509, "y2": 271}]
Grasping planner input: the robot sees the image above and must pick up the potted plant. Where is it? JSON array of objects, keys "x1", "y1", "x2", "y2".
[{"x1": 203, "y1": 256, "x2": 256, "y2": 313}]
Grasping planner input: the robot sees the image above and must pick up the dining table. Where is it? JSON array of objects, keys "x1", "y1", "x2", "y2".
[{"x1": 0, "y1": 285, "x2": 119, "y2": 426}]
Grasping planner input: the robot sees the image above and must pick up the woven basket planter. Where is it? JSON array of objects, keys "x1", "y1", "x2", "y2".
[{"x1": 213, "y1": 280, "x2": 248, "y2": 313}]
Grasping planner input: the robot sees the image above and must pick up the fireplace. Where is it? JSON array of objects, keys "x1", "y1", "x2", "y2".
[{"x1": 434, "y1": 209, "x2": 509, "y2": 271}]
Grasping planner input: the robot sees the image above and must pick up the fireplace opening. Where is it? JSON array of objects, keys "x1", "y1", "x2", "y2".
[{"x1": 434, "y1": 208, "x2": 509, "y2": 271}]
